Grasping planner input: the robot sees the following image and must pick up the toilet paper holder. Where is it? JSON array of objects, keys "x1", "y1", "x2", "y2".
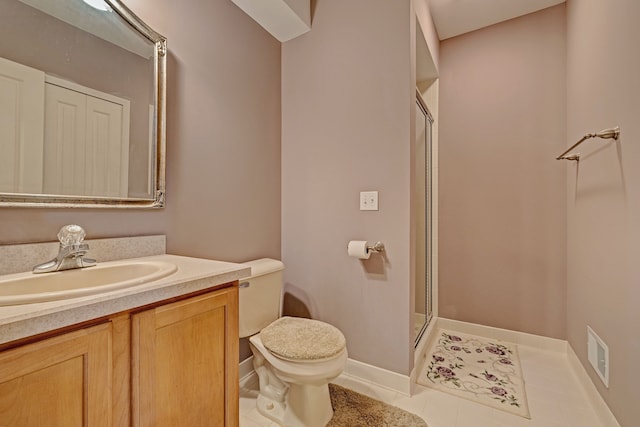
[
  {"x1": 368, "y1": 241, "x2": 385, "y2": 253},
  {"x1": 347, "y1": 240, "x2": 385, "y2": 259}
]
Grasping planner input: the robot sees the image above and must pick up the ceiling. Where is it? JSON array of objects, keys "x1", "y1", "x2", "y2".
[
  {"x1": 427, "y1": 0, "x2": 566, "y2": 40},
  {"x1": 18, "y1": 0, "x2": 154, "y2": 58}
]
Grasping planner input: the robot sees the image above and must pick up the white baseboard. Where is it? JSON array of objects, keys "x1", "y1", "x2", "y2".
[
  {"x1": 343, "y1": 358, "x2": 412, "y2": 396},
  {"x1": 239, "y1": 354, "x2": 412, "y2": 396},
  {"x1": 239, "y1": 356, "x2": 256, "y2": 385},
  {"x1": 567, "y1": 345, "x2": 621, "y2": 427},
  {"x1": 436, "y1": 317, "x2": 567, "y2": 352}
]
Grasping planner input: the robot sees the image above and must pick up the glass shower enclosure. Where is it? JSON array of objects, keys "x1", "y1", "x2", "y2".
[{"x1": 414, "y1": 91, "x2": 434, "y2": 345}]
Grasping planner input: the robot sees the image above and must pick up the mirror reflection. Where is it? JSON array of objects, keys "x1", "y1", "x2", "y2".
[{"x1": 0, "y1": 0, "x2": 165, "y2": 207}]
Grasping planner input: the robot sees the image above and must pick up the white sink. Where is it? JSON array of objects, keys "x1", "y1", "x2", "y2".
[{"x1": 0, "y1": 260, "x2": 178, "y2": 306}]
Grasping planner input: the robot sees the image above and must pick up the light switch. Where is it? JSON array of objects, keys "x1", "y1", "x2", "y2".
[{"x1": 360, "y1": 191, "x2": 378, "y2": 211}]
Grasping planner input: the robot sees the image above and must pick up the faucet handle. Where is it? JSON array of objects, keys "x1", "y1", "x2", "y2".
[{"x1": 57, "y1": 225, "x2": 87, "y2": 246}]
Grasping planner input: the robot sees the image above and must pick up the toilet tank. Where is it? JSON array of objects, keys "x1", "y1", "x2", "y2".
[{"x1": 238, "y1": 258, "x2": 285, "y2": 338}]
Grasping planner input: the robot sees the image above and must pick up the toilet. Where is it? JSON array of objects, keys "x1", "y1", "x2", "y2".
[{"x1": 239, "y1": 258, "x2": 348, "y2": 427}]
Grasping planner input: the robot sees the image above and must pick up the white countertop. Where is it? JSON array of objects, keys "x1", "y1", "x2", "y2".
[{"x1": 0, "y1": 254, "x2": 251, "y2": 346}]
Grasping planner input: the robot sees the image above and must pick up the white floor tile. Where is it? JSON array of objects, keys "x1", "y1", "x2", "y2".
[
  {"x1": 391, "y1": 386, "x2": 428, "y2": 416},
  {"x1": 240, "y1": 414, "x2": 268, "y2": 427},
  {"x1": 455, "y1": 398, "x2": 531, "y2": 427},
  {"x1": 242, "y1": 408, "x2": 275, "y2": 427},
  {"x1": 239, "y1": 339, "x2": 608, "y2": 427},
  {"x1": 418, "y1": 386, "x2": 460, "y2": 426}
]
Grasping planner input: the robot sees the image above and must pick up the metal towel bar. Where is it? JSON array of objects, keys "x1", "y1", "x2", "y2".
[{"x1": 556, "y1": 126, "x2": 620, "y2": 161}]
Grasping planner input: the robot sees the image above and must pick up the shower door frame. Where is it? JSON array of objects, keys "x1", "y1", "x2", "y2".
[{"x1": 415, "y1": 90, "x2": 434, "y2": 346}]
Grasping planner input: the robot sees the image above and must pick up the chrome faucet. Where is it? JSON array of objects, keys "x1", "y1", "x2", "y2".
[{"x1": 33, "y1": 225, "x2": 97, "y2": 273}]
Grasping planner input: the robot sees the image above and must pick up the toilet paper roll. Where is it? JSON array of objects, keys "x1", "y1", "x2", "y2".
[{"x1": 348, "y1": 240, "x2": 370, "y2": 259}]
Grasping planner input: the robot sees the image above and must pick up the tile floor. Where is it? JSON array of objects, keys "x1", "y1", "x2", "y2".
[{"x1": 239, "y1": 343, "x2": 605, "y2": 427}]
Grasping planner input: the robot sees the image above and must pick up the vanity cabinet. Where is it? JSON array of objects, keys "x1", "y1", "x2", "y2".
[
  {"x1": 0, "y1": 323, "x2": 114, "y2": 426},
  {"x1": 0, "y1": 283, "x2": 239, "y2": 427},
  {"x1": 131, "y1": 286, "x2": 239, "y2": 427}
]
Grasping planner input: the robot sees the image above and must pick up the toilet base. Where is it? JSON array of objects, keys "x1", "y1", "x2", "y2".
[
  {"x1": 248, "y1": 332, "x2": 346, "y2": 427},
  {"x1": 250, "y1": 337, "x2": 343, "y2": 427},
  {"x1": 256, "y1": 382, "x2": 333, "y2": 427}
]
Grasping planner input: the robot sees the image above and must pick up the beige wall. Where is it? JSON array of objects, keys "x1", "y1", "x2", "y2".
[
  {"x1": 0, "y1": 0, "x2": 281, "y2": 263},
  {"x1": 414, "y1": 0, "x2": 439, "y2": 74},
  {"x1": 282, "y1": 0, "x2": 416, "y2": 374},
  {"x1": 566, "y1": 0, "x2": 640, "y2": 425},
  {"x1": 438, "y1": 5, "x2": 567, "y2": 339}
]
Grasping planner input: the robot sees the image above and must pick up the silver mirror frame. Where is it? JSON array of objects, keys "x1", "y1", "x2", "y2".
[{"x1": 0, "y1": 0, "x2": 166, "y2": 209}]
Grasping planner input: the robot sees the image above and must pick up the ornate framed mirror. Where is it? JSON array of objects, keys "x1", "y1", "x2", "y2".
[{"x1": 0, "y1": 0, "x2": 166, "y2": 208}]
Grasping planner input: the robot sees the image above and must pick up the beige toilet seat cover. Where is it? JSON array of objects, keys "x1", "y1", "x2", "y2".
[{"x1": 260, "y1": 316, "x2": 346, "y2": 361}]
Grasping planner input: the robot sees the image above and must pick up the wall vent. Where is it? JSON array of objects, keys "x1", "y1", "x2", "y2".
[{"x1": 587, "y1": 326, "x2": 609, "y2": 387}]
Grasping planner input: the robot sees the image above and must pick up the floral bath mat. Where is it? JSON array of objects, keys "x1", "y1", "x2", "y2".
[{"x1": 418, "y1": 330, "x2": 530, "y2": 418}]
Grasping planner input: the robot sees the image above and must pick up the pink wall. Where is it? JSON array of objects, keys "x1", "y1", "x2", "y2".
[
  {"x1": 438, "y1": 5, "x2": 567, "y2": 339},
  {"x1": 414, "y1": 0, "x2": 440, "y2": 73},
  {"x1": 566, "y1": 0, "x2": 640, "y2": 424},
  {"x1": 0, "y1": 0, "x2": 281, "y2": 263},
  {"x1": 282, "y1": 0, "x2": 416, "y2": 374}
]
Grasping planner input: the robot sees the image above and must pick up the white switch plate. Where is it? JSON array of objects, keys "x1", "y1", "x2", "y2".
[{"x1": 360, "y1": 191, "x2": 378, "y2": 211}]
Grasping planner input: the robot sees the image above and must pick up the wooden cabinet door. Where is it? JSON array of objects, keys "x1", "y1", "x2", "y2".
[
  {"x1": 0, "y1": 323, "x2": 113, "y2": 427},
  {"x1": 132, "y1": 287, "x2": 239, "y2": 427}
]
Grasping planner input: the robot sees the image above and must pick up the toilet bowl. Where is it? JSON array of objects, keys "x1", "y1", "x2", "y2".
[{"x1": 239, "y1": 259, "x2": 348, "y2": 427}]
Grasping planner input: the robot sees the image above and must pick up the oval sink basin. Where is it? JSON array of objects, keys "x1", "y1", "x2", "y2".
[{"x1": 0, "y1": 261, "x2": 178, "y2": 306}]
